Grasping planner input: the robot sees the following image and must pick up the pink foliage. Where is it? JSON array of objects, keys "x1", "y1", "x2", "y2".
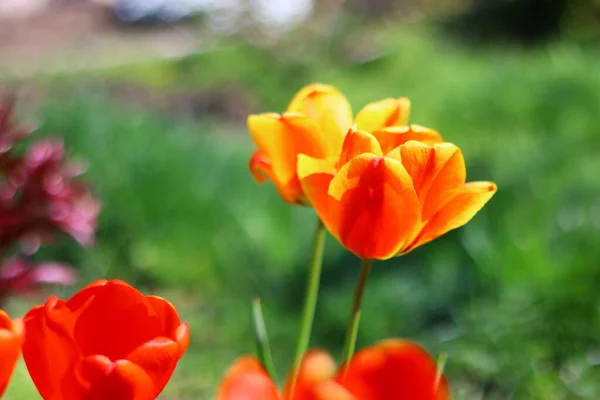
[{"x1": 0, "y1": 95, "x2": 98, "y2": 302}]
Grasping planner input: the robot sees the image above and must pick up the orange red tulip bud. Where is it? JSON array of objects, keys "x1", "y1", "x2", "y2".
[
  {"x1": 217, "y1": 340, "x2": 448, "y2": 400},
  {"x1": 299, "y1": 127, "x2": 497, "y2": 259},
  {"x1": 0, "y1": 310, "x2": 23, "y2": 397},
  {"x1": 21, "y1": 279, "x2": 190, "y2": 400}
]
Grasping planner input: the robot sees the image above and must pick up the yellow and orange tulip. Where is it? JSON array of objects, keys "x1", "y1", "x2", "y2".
[
  {"x1": 248, "y1": 84, "x2": 415, "y2": 204},
  {"x1": 0, "y1": 310, "x2": 23, "y2": 397},
  {"x1": 21, "y1": 279, "x2": 189, "y2": 400},
  {"x1": 217, "y1": 339, "x2": 448, "y2": 400},
  {"x1": 299, "y1": 127, "x2": 497, "y2": 259}
]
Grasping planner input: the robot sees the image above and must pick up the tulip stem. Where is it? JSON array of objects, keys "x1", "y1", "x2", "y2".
[
  {"x1": 341, "y1": 258, "x2": 374, "y2": 370},
  {"x1": 290, "y1": 218, "x2": 327, "y2": 395},
  {"x1": 252, "y1": 298, "x2": 279, "y2": 383}
]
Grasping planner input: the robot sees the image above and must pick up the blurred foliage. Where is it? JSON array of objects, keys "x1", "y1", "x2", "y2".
[{"x1": 3, "y1": 22, "x2": 600, "y2": 400}]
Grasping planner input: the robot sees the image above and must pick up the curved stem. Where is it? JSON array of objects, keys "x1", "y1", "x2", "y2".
[
  {"x1": 341, "y1": 258, "x2": 374, "y2": 369},
  {"x1": 289, "y1": 218, "x2": 326, "y2": 395},
  {"x1": 252, "y1": 298, "x2": 279, "y2": 383}
]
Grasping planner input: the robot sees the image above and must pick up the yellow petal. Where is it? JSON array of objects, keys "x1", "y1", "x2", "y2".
[
  {"x1": 405, "y1": 181, "x2": 497, "y2": 253},
  {"x1": 328, "y1": 154, "x2": 419, "y2": 259},
  {"x1": 287, "y1": 84, "x2": 353, "y2": 156},
  {"x1": 298, "y1": 154, "x2": 338, "y2": 235},
  {"x1": 355, "y1": 97, "x2": 411, "y2": 132},
  {"x1": 248, "y1": 113, "x2": 328, "y2": 204},
  {"x1": 373, "y1": 125, "x2": 443, "y2": 155}
]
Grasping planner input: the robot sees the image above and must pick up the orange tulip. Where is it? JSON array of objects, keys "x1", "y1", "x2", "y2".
[
  {"x1": 298, "y1": 127, "x2": 497, "y2": 259},
  {"x1": 248, "y1": 85, "x2": 416, "y2": 205},
  {"x1": 0, "y1": 310, "x2": 23, "y2": 397},
  {"x1": 21, "y1": 279, "x2": 190, "y2": 400},
  {"x1": 217, "y1": 339, "x2": 448, "y2": 400}
]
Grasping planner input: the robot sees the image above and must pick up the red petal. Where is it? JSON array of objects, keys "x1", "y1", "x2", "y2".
[{"x1": 217, "y1": 356, "x2": 280, "y2": 400}]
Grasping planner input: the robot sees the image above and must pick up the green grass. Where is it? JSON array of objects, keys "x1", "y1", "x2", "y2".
[{"x1": 4, "y1": 25, "x2": 600, "y2": 399}]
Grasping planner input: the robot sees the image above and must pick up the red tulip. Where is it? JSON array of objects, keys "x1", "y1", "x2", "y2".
[
  {"x1": 0, "y1": 310, "x2": 24, "y2": 397},
  {"x1": 218, "y1": 339, "x2": 448, "y2": 400},
  {"x1": 22, "y1": 279, "x2": 190, "y2": 400}
]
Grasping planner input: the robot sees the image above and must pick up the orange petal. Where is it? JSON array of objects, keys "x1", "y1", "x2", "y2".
[
  {"x1": 0, "y1": 313, "x2": 23, "y2": 397},
  {"x1": 337, "y1": 339, "x2": 450, "y2": 400},
  {"x1": 248, "y1": 113, "x2": 328, "y2": 204},
  {"x1": 329, "y1": 154, "x2": 419, "y2": 259},
  {"x1": 287, "y1": 84, "x2": 353, "y2": 154},
  {"x1": 217, "y1": 356, "x2": 280, "y2": 400},
  {"x1": 373, "y1": 125, "x2": 443, "y2": 155},
  {"x1": 283, "y1": 350, "x2": 337, "y2": 400},
  {"x1": 354, "y1": 98, "x2": 411, "y2": 132},
  {"x1": 406, "y1": 181, "x2": 497, "y2": 252},
  {"x1": 398, "y1": 141, "x2": 465, "y2": 220},
  {"x1": 313, "y1": 381, "x2": 356, "y2": 400},
  {"x1": 249, "y1": 150, "x2": 274, "y2": 184},
  {"x1": 337, "y1": 128, "x2": 383, "y2": 169},
  {"x1": 298, "y1": 154, "x2": 337, "y2": 236}
]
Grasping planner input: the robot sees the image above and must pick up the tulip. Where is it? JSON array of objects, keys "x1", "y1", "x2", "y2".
[
  {"x1": 0, "y1": 310, "x2": 23, "y2": 397},
  {"x1": 298, "y1": 127, "x2": 497, "y2": 259},
  {"x1": 248, "y1": 85, "x2": 418, "y2": 205},
  {"x1": 22, "y1": 279, "x2": 190, "y2": 400},
  {"x1": 218, "y1": 339, "x2": 448, "y2": 400}
]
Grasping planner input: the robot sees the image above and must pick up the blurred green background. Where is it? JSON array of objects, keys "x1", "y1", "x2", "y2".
[{"x1": 2, "y1": 0, "x2": 600, "y2": 399}]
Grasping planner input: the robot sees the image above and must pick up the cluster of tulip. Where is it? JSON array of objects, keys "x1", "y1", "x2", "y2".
[
  {"x1": 0, "y1": 84, "x2": 495, "y2": 399},
  {"x1": 219, "y1": 84, "x2": 497, "y2": 400}
]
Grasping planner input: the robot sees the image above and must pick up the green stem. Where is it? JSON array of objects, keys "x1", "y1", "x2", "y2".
[
  {"x1": 252, "y1": 298, "x2": 279, "y2": 383},
  {"x1": 341, "y1": 258, "x2": 374, "y2": 369},
  {"x1": 289, "y1": 218, "x2": 327, "y2": 395}
]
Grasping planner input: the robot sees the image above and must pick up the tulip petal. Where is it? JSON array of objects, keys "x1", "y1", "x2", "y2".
[
  {"x1": 125, "y1": 336, "x2": 182, "y2": 398},
  {"x1": 248, "y1": 113, "x2": 328, "y2": 204},
  {"x1": 338, "y1": 128, "x2": 383, "y2": 168},
  {"x1": 70, "y1": 280, "x2": 163, "y2": 361},
  {"x1": 407, "y1": 181, "x2": 497, "y2": 252},
  {"x1": 337, "y1": 339, "x2": 449, "y2": 400},
  {"x1": 287, "y1": 83, "x2": 353, "y2": 151},
  {"x1": 398, "y1": 141, "x2": 465, "y2": 220},
  {"x1": 373, "y1": 125, "x2": 443, "y2": 155},
  {"x1": 313, "y1": 381, "x2": 356, "y2": 400},
  {"x1": 283, "y1": 350, "x2": 337, "y2": 400},
  {"x1": 249, "y1": 150, "x2": 274, "y2": 184},
  {"x1": 354, "y1": 98, "x2": 411, "y2": 133},
  {"x1": 145, "y1": 295, "x2": 182, "y2": 340},
  {"x1": 298, "y1": 154, "x2": 337, "y2": 235},
  {"x1": 329, "y1": 154, "x2": 419, "y2": 259},
  {"x1": 0, "y1": 313, "x2": 22, "y2": 397},
  {"x1": 85, "y1": 359, "x2": 154, "y2": 400},
  {"x1": 22, "y1": 298, "x2": 81, "y2": 400},
  {"x1": 217, "y1": 356, "x2": 280, "y2": 400},
  {"x1": 61, "y1": 355, "x2": 114, "y2": 400}
]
